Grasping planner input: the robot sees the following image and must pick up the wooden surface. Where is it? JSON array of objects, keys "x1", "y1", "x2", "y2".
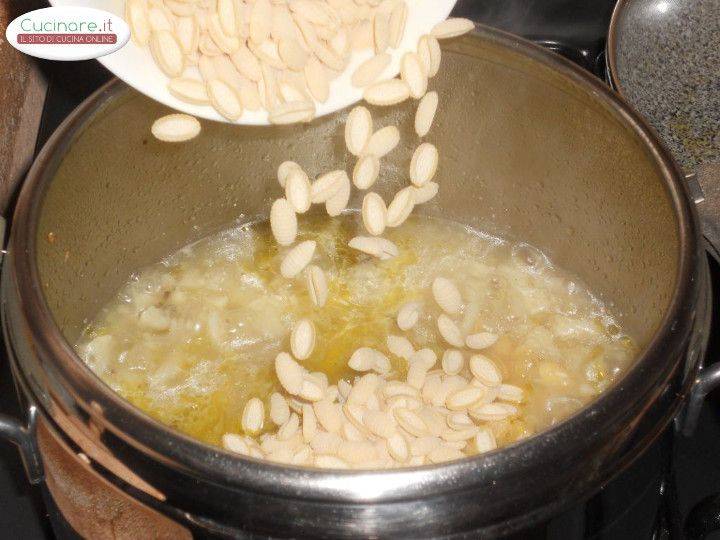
[{"x1": 0, "y1": 1, "x2": 48, "y2": 214}]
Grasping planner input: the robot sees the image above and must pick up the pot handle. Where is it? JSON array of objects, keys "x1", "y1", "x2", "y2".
[
  {"x1": 678, "y1": 166, "x2": 720, "y2": 436},
  {"x1": 681, "y1": 361, "x2": 720, "y2": 437},
  {"x1": 678, "y1": 238, "x2": 719, "y2": 436},
  {"x1": 0, "y1": 215, "x2": 44, "y2": 484},
  {"x1": 0, "y1": 406, "x2": 44, "y2": 484},
  {"x1": 688, "y1": 165, "x2": 720, "y2": 263}
]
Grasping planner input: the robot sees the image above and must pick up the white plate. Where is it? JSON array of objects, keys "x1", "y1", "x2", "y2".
[{"x1": 49, "y1": 0, "x2": 456, "y2": 124}]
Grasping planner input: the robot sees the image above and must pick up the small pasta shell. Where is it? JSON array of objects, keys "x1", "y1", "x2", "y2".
[
  {"x1": 258, "y1": 63, "x2": 281, "y2": 110},
  {"x1": 289, "y1": 0, "x2": 333, "y2": 26},
  {"x1": 409, "y1": 142, "x2": 439, "y2": 186},
  {"x1": 279, "y1": 82, "x2": 309, "y2": 103},
  {"x1": 470, "y1": 402, "x2": 517, "y2": 422},
  {"x1": 312, "y1": 40, "x2": 346, "y2": 71},
  {"x1": 406, "y1": 361, "x2": 428, "y2": 390},
  {"x1": 271, "y1": 5, "x2": 297, "y2": 42},
  {"x1": 373, "y1": 351, "x2": 392, "y2": 374},
  {"x1": 211, "y1": 54, "x2": 245, "y2": 90},
  {"x1": 388, "y1": 1, "x2": 408, "y2": 48},
  {"x1": 363, "y1": 79, "x2": 410, "y2": 106},
  {"x1": 149, "y1": 30, "x2": 184, "y2": 77},
  {"x1": 305, "y1": 56, "x2": 329, "y2": 102},
  {"x1": 386, "y1": 187, "x2": 415, "y2": 227},
  {"x1": 428, "y1": 446, "x2": 465, "y2": 463},
  {"x1": 350, "y1": 19, "x2": 374, "y2": 50},
  {"x1": 397, "y1": 302, "x2": 421, "y2": 331},
  {"x1": 277, "y1": 412, "x2": 300, "y2": 440},
  {"x1": 208, "y1": 14, "x2": 240, "y2": 53},
  {"x1": 447, "y1": 412, "x2": 473, "y2": 430},
  {"x1": 353, "y1": 155, "x2": 380, "y2": 190},
  {"x1": 207, "y1": 79, "x2": 243, "y2": 120},
  {"x1": 175, "y1": 16, "x2": 200, "y2": 54},
  {"x1": 270, "y1": 198, "x2": 297, "y2": 246},
  {"x1": 474, "y1": 427, "x2": 497, "y2": 453},
  {"x1": 446, "y1": 386, "x2": 484, "y2": 411},
  {"x1": 325, "y1": 171, "x2": 351, "y2": 217},
  {"x1": 442, "y1": 350, "x2": 464, "y2": 375},
  {"x1": 269, "y1": 101, "x2": 315, "y2": 124},
  {"x1": 362, "y1": 192, "x2": 387, "y2": 236},
  {"x1": 270, "y1": 392, "x2": 291, "y2": 426},
  {"x1": 345, "y1": 106, "x2": 373, "y2": 156},
  {"x1": 299, "y1": 377, "x2": 324, "y2": 402},
  {"x1": 437, "y1": 314, "x2": 464, "y2": 347},
  {"x1": 383, "y1": 381, "x2": 420, "y2": 399},
  {"x1": 280, "y1": 240, "x2": 317, "y2": 278},
  {"x1": 166, "y1": 0, "x2": 195, "y2": 17},
  {"x1": 278, "y1": 38, "x2": 309, "y2": 70},
  {"x1": 411, "y1": 348, "x2": 437, "y2": 370},
  {"x1": 126, "y1": 0, "x2": 150, "y2": 46},
  {"x1": 349, "y1": 347, "x2": 377, "y2": 371},
  {"x1": 314, "y1": 455, "x2": 349, "y2": 469},
  {"x1": 217, "y1": 0, "x2": 237, "y2": 36},
  {"x1": 306, "y1": 265, "x2": 328, "y2": 307},
  {"x1": 498, "y1": 384, "x2": 525, "y2": 404},
  {"x1": 330, "y1": 28, "x2": 349, "y2": 57},
  {"x1": 241, "y1": 397, "x2": 265, "y2": 434},
  {"x1": 412, "y1": 182, "x2": 439, "y2": 204},
  {"x1": 364, "y1": 125, "x2": 400, "y2": 157},
  {"x1": 417, "y1": 34, "x2": 441, "y2": 77},
  {"x1": 199, "y1": 33, "x2": 222, "y2": 57},
  {"x1": 393, "y1": 408, "x2": 428, "y2": 437},
  {"x1": 466, "y1": 332, "x2": 499, "y2": 350},
  {"x1": 277, "y1": 161, "x2": 302, "y2": 188},
  {"x1": 469, "y1": 355, "x2": 502, "y2": 387},
  {"x1": 311, "y1": 170, "x2": 345, "y2": 203},
  {"x1": 147, "y1": 6, "x2": 172, "y2": 32},
  {"x1": 291, "y1": 319, "x2": 316, "y2": 360},
  {"x1": 373, "y1": 11, "x2": 390, "y2": 53},
  {"x1": 168, "y1": 78, "x2": 210, "y2": 105},
  {"x1": 222, "y1": 433, "x2": 250, "y2": 454},
  {"x1": 230, "y1": 43, "x2": 262, "y2": 81},
  {"x1": 151, "y1": 114, "x2": 201, "y2": 142},
  {"x1": 385, "y1": 433, "x2": 408, "y2": 462},
  {"x1": 401, "y1": 52, "x2": 427, "y2": 99},
  {"x1": 250, "y1": 0, "x2": 272, "y2": 44},
  {"x1": 302, "y1": 403, "x2": 317, "y2": 442},
  {"x1": 348, "y1": 236, "x2": 398, "y2": 260},
  {"x1": 249, "y1": 39, "x2": 286, "y2": 70},
  {"x1": 337, "y1": 441, "x2": 378, "y2": 465},
  {"x1": 415, "y1": 91, "x2": 438, "y2": 137},
  {"x1": 198, "y1": 55, "x2": 217, "y2": 81},
  {"x1": 314, "y1": 400, "x2": 342, "y2": 433},
  {"x1": 431, "y1": 18, "x2": 475, "y2": 39},
  {"x1": 432, "y1": 277, "x2": 462, "y2": 314},
  {"x1": 387, "y1": 334, "x2": 414, "y2": 360},
  {"x1": 292, "y1": 11, "x2": 319, "y2": 46},
  {"x1": 351, "y1": 53, "x2": 391, "y2": 87},
  {"x1": 275, "y1": 352, "x2": 304, "y2": 395}
]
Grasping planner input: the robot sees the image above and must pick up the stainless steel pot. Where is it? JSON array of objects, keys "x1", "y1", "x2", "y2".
[{"x1": 1, "y1": 27, "x2": 717, "y2": 537}]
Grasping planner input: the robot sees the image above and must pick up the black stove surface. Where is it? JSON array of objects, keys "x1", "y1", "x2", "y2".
[{"x1": 3, "y1": 1, "x2": 720, "y2": 538}]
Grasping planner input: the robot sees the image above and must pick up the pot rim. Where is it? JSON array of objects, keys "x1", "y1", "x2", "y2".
[
  {"x1": 605, "y1": 0, "x2": 630, "y2": 94},
  {"x1": 7, "y1": 24, "x2": 698, "y2": 503}
]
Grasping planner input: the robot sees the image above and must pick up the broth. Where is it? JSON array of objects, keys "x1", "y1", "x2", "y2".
[{"x1": 77, "y1": 213, "x2": 636, "y2": 464}]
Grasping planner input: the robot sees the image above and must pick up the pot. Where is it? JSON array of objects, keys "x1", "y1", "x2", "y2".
[{"x1": 0, "y1": 27, "x2": 717, "y2": 538}]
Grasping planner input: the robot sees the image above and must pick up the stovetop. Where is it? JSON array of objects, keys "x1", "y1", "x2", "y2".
[{"x1": 2, "y1": 1, "x2": 720, "y2": 538}]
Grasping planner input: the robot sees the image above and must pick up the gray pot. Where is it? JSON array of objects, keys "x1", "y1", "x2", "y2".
[{"x1": 0, "y1": 27, "x2": 717, "y2": 538}]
